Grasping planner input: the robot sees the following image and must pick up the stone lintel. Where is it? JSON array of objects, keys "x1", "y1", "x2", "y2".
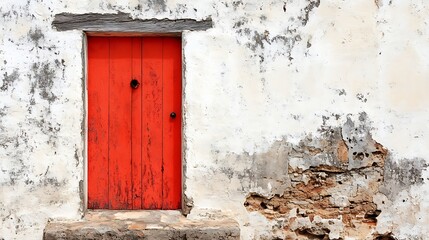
[{"x1": 52, "y1": 12, "x2": 213, "y2": 34}]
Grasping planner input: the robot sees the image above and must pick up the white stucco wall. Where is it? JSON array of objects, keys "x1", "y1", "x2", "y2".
[{"x1": 1, "y1": 0, "x2": 428, "y2": 239}]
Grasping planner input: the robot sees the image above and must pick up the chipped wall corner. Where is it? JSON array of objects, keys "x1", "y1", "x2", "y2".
[{"x1": 1, "y1": 0, "x2": 429, "y2": 239}]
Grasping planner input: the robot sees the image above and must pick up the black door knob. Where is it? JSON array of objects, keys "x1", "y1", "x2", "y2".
[
  {"x1": 130, "y1": 79, "x2": 140, "y2": 89},
  {"x1": 170, "y1": 112, "x2": 176, "y2": 118}
]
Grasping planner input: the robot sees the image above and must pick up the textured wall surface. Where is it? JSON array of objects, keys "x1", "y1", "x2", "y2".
[{"x1": 1, "y1": 0, "x2": 429, "y2": 239}]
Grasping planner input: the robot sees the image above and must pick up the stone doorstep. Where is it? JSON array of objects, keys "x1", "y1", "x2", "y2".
[{"x1": 43, "y1": 210, "x2": 240, "y2": 240}]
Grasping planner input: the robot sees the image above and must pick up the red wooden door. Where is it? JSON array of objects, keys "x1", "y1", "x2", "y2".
[{"x1": 87, "y1": 37, "x2": 182, "y2": 210}]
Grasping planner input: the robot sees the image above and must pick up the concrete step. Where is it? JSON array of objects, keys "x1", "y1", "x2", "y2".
[{"x1": 43, "y1": 210, "x2": 240, "y2": 240}]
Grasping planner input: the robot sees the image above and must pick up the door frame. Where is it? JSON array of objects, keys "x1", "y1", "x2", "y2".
[{"x1": 82, "y1": 32, "x2": 187, "y2": 213}]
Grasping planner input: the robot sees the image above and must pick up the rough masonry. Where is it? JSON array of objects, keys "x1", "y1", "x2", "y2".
[{"x1": 242, "y1": 113, "x2": 400, "y2": 239}]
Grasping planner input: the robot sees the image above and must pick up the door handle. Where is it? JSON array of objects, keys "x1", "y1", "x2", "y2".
[{"x1": 170, "y1": 112, "x2": 176, "y2": 119}]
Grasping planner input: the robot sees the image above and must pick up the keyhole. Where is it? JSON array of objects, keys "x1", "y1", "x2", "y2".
[{"x1": 130, "y1": 79, "x2": 140, "y2": 89}]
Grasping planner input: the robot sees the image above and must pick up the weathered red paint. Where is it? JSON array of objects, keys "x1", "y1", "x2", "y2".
[
  {"x1": 87, "y1": 37, "x2": 182, "y2": 210},
  {"x1": 141, "y1": 38, "x2": 163, "y2": 209},
  {"x1": 162, "y1": 38, "x2": 182, "y2": 209}
]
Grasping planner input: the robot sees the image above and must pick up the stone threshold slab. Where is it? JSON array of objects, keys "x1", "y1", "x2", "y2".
[{"x1": 43, "y1": 210, "x2": 240, "y2": 240}]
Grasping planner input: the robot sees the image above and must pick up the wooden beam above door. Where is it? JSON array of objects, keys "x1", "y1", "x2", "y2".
[{"x1": 52, "y1": 12, "x2": 213, "y2": 34}]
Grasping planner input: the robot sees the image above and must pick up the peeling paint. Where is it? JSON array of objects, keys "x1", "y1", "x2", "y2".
[
  {"x1": 0, "y1": 70, "x2": 19, "y2": 91},
  {"x1": 381, "y1": 158, "x2": 427, "y2": 201},
  {"x1": 299, "y1": 0, "x2": 321, "y2": 26},
  {"x1": 31, "y1": 62, "x2": 57, "y2": 102},
  {"x1": 28, "y1": 28, "x2": 44, "y2": 46},
  {"x1": 182, "y1": 194, "x2": 194, "y2": 216},
  {"x1": 147, "y1": 0, "x2": 167, "y2": 13}
]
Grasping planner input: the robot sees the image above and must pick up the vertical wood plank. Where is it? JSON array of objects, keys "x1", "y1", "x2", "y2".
[
  {"x1": 162, "y1": 37, "x2": 182, "y2": 209},
  {"x1": 87, "y1": 37, "x2": 110, "y2": 209},
  {"x1": 141, "y1": 37, "x2": 164, "y2": 209},
  {"x1": 131, "y1": 37, "x2": 143, "y2": 209},
  {"x1": 109, "y1": 37, "x2": 133, "y2": 209}
]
